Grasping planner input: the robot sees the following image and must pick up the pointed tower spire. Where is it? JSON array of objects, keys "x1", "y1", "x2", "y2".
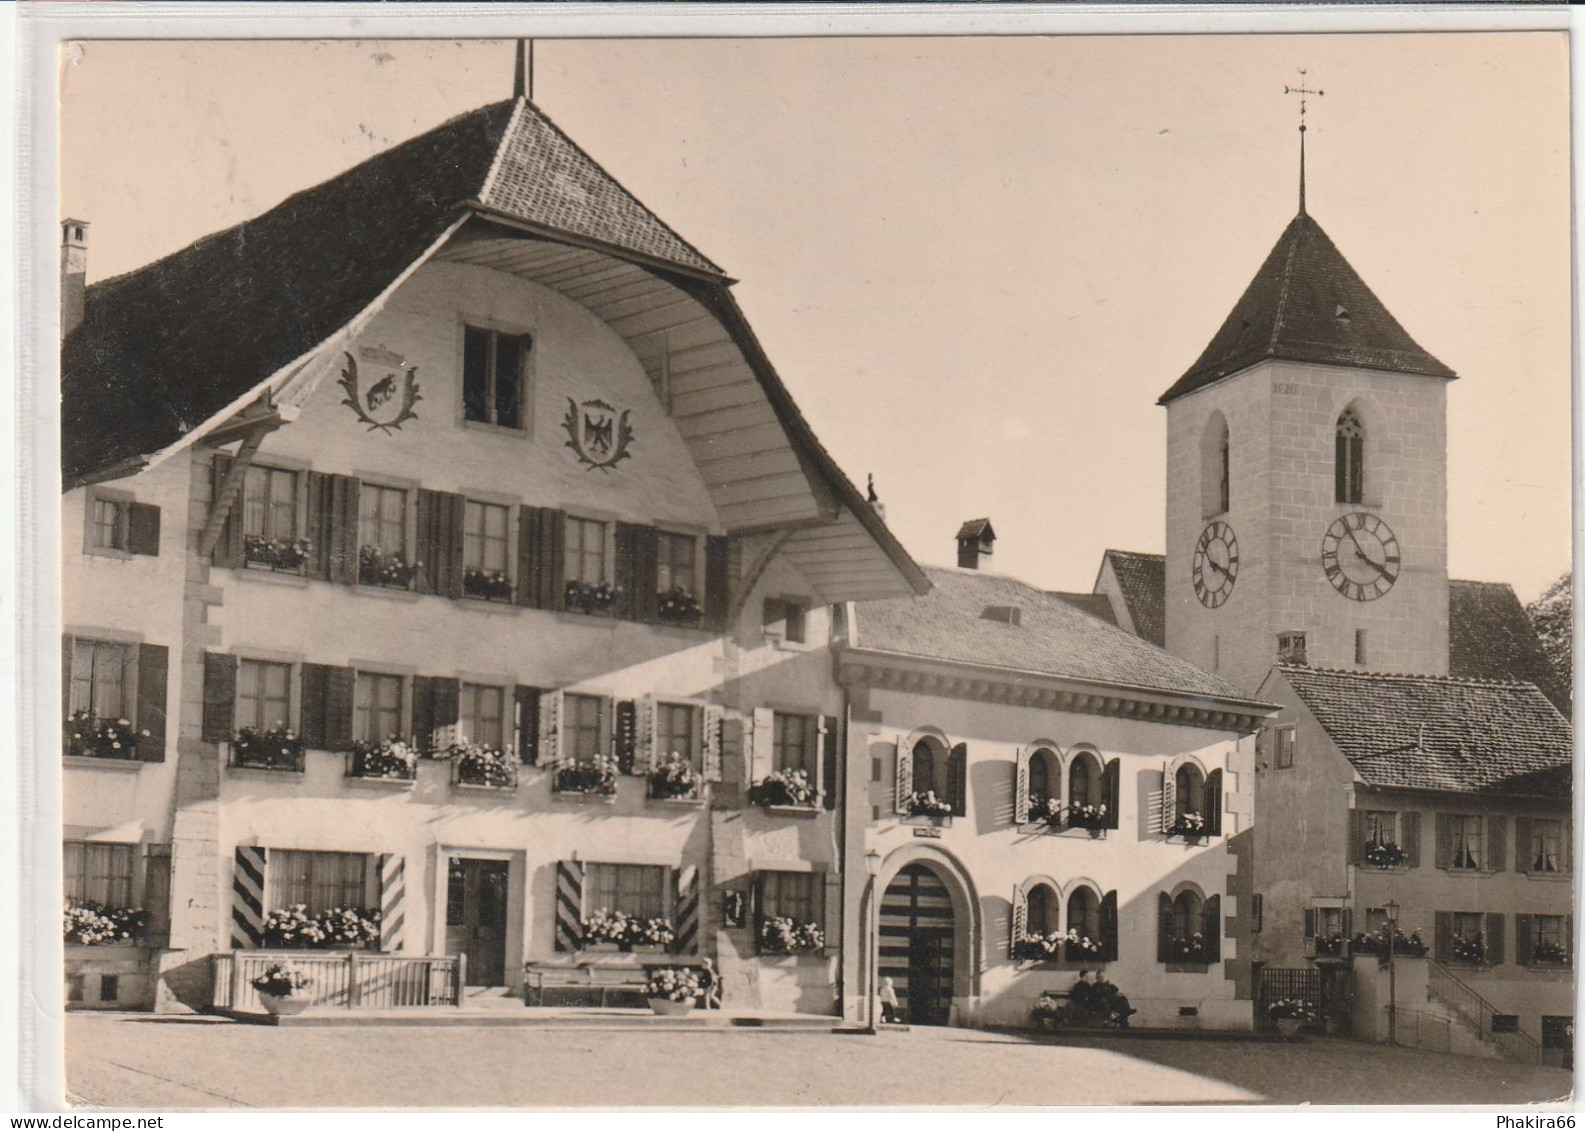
[{"x1": 1284, "y1": 70, "x2": 1323, "y2": 215}]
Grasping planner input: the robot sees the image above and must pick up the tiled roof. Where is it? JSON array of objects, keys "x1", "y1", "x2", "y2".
[
  {"x1": 852, "y1": 566, "x2": 1263, "y2": 704},
  {"x1": 1047, "y1": 591, "x2": 1118, "y2": 627},
  {"x1": 1159, "y1": 211, "x2": 1456, "y2": 404},
  {"x1": 1103, "y1": 550, "x2": 1166, "y2": 647},
  {"x1": 1449, "y1": 580, "x2": 1569, "y2": 711},
  {"x1": 62, "y1": 97, "x2": 722, "y2": 485},
  {"x1": 1279, "y1": 665, "x2": 1572, "y2": 798},
  {"x1": 956, "y1": 518, "x2": 995, "y2": 540}
]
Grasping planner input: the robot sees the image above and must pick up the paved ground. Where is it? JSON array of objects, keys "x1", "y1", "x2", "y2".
[{"x1": 62, "y1": 1013, "x2": 1572, "y2": 1109}]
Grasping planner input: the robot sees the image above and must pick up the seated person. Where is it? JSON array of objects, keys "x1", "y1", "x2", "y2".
[
  {"x1": 1071, "y1": 969, "x2": 1096, "y2": 1013},
  {"x1": 1093, "y1": 972, "x2": 1136, "y2": 1027}
]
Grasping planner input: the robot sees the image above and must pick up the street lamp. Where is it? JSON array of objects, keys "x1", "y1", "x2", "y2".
[
  {"x1": 1384, "y1": 899, "x2": 1400, "y2": 1047},
  {"x1": 864, "y1": 849, "x2": 882, "y2": 1034}
]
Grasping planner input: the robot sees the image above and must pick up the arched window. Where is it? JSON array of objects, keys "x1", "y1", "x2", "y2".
[
  {"x1": 1069, "y1": 753, "x2": 1099, "y2": 809},
  {"x1": 1027, "y1": 884, "x2": 1056, "y2": 937},
  {"x1": 1028, "y1": 751, "x2": 1050, "y2": 809},
  {"x1": 912, "y1": 739, "x2": 937, "y2": 796},
  {"x1": 1068, "y1": 887, "x2": 1099, "y2": 943},
  {"x1": 1175, "y1": 764, "x2": 1205, "y2": 818},
  {"x1": 1172, "y1": 890, "x2": 1201, "y2": 942},
  {"x1": 1336, "y1": 408, "x2": 1364, "y2": 504},
  {"x1": 1201, "y1": 411, "x2": 1231, "y2": 516}
]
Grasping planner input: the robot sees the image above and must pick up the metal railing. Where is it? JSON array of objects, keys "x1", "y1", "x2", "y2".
[
  {"x1": 213, "y1": 950, "x2": 464, "y2": 1012},
  {"x1": 1394, "y1": 1007, "x2": 1453, "y2": 1055},
  {"x1": 1427, "y1": 961, "x2": 1542, "y2": 1064}
]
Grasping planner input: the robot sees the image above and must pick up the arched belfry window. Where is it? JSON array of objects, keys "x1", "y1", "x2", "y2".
[
  {"x1": 1336, "y1": 408, "x2": 1365, "y2": 504},
  {"x1": 1201, "y1": 412, "x2": 1231, "y2": 516}
]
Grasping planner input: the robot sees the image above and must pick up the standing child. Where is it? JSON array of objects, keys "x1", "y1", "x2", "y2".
[{"x1": 879, "y1": 976, "x2": 900, "y2": 1023}]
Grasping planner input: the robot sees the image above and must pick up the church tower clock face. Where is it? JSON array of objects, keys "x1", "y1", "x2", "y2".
[
  {"x1": 1192, "y1": 521, "x2": 1239, "y2": 608},
  {"x1": 1320, "y1": 512, "x2": 1401, "y2": 602}
]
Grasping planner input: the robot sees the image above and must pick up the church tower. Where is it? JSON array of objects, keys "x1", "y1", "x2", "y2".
[{"x1": 1160, "y1": 203, "x2": 1456, "y2": 695}]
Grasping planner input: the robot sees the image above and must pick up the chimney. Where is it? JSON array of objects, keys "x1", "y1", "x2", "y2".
[
  {"x1": 61, "y1": 219, "x2": 89, "y2": 338},
  {"x1": 955, "y1": 518, "x2": 996, "y2": 571}
]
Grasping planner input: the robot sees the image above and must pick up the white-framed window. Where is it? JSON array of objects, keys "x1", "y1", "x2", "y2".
[
  {"x1": 462, "y1": 325, "x2": 530, "y2": 430},
  {"x1": 564, "y1": 693, "x2": 608, "y2": 762},
  {"x1": 357, "y1": 484, "x2": 409, "y2": 587},
  {"x1": 773, "y1": 712, "x2": 815, "y2": 775},
  {"x1": 657, "y1": 702, "x2": 701, "y2": 768},
  {"x1": 63, "y1": 841, "x2": 135, "y2": 908},
  {"x1": 656, "y1": 531, "x2": 697, "y2": 597},
  {"x1": 760, "y1": 870, "x2": 819, "y2": 926},
  {"x1": 236, "y1": 659, "x2": 293, "y2": 732},
  {"x1": 354, "y1": 672, "x2": 404, "y2": 744},
  {"x1": 460, "y1": 683, "x2": 507, "y2": 750},
  {"x1": 1529, "y1": 819, "x2": 1566, "y2": 874},
  {"x1": 462, "y1": 501, "x2": 512, "y2": 600},
  {"x1": 67, "y1": 637, "x2": 134, "y2": 722},
  {"x1": 586, "y1": 862, "x2": 667, "y2": 921},
  {"x1": 1450, "y1": 815, "x2": 1484, "y2": 871},
  {"x1": 1531, "y1": 914, "x2": 1569, "y2": 965},
  {"x1": 91, "y1": 495, "x2": 128, "y2": 552},
  {"x1": 565, "y1": 517, "x2": 608, "y2": 586},
  {"x1": 241, "y1": 465, "x2": 300, "y2": 543},
  {"x1": 268, "y1": 849, "x2": 372, "y2": 914}
]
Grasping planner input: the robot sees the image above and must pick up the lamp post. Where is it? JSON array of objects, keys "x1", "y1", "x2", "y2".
[
  {"x1": 864, "y1": 849, "x2": 882, "y2": 1034},
  {"x1": 1384, "y1": 899, "x2": 1400, "y2": 1047}
]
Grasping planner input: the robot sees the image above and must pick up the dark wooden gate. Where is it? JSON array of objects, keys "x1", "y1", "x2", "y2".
[
  {"x1": 879, "y1": 863, "x2": 956, "y2": 1025},
  {"x1": 1256, "y1": 966, "x2": 1330, "y2": 1032}
]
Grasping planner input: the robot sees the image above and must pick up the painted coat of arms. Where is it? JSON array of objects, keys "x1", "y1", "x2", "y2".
[
  {"x1": 563, "y1": 397, "x2": 635, "y2": 470},
  {"x1": 339, "y1": 345, "x2": 422, "y2": 433}
]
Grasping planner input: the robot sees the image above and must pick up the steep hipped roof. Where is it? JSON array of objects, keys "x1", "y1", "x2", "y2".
[
  {"x1": 1159, "y1": 211, "x2": 1456, "y2": 404},
  {"x1": 62, "y1": 97, "x2": 723, "y2": 486},
  {"x1": 851, "y1": 566, "x2": 1265, "y2": 705},
  {"x1": 1449, "y1": 580, "x2": 1569, "y2": 711},
  {"x1": 1101, "y1": 550, "x2": 1166, "y2": 647},
  {"x1": 1278, "y1": 665, "x2": 1572, "y2": 798}
]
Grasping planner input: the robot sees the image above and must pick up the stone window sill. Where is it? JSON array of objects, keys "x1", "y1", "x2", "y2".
[
  {"x1": 64, "y1": 755, "x2": 146, "y2": 772},
  {"x1": 647, "y1": 796, "x2": 707, "y2": 810},
  {"x1": 453, "y1": 782, "x2": 518, "y2": 794},
  {"x1": 346, "y1": 774, "x2": 416, "y2": 788},
  {"x1": 766, "y1": 805, "x2": 822, "y2": 820},
  {"x1": 227, "y1": 765, "x2": 305, "y2": 780},
  {"x1": 233, "y1": 568, "x2": 310, "y2": 590},
  {"x1": 456, "y1": 596, "x2": 522, "y2": 616},
  {"x1": 350, "y1": 584, "x2": 421, "y2": 604},
  {"x1": 552, "y1": 791, "x2": 617, "y2": 805},
  {"x1": 1520, "y1": 870, "x2": 1572, "y2": 882}
]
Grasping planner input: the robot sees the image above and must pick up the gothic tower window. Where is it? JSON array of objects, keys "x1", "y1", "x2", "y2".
[
  {"x1": 1335, "y1": 407, "x2": 1365, "y2": 504},
  {"x1": 1201, "y1": 411, "x2": 1230, "y2": 516}
]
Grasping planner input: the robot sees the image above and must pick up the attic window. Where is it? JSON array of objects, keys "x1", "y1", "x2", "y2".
[
  {"x1": 1334, "y1": 303, "x2": 1351, "y2": 325},
  {"x1": 982, "y1": 605, "x2": 1021, "y2": 626}
]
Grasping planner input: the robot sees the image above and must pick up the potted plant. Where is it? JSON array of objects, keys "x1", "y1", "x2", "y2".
[
  {"x1": 1169, "y1": 933, "x2": 1207, "y2": 963},
  {"x1": 554, "y1": 755, "x2": 617, "y2": 797},
  {"x1": 1267, "y1": 997, "x2": 1316, "y2": 1039},
  {"x1": 1315, "y1": 933, "x2": 1347, "y2": 958},
  {"x1": 452, "y1": 743, "x2": 517, "y2": 789},
  {"x1": 580, "y1": 908, "x2": 632, "y2": 952},
  {"x1": 1027, "y1": 797, "x2": 1063, "y2": 828},
  {"x1": 349, "y1": 736, "x2": 418, "y2": 781},
  {"x1": 1170, "y1": 810, "x2": 1206, "y2": 838},
  {"x1": 648, "y1": 751, "x2": 703, "y2": 801},
  {"x1": 244, "y1": 535, "x2": 312, "y2": 572},
  {"x1": 905, "y1": 790, "x2": 953, "y2": 818},
  {"x1": 759, "y1": 916, "x2": 825, "y2": 955},
  {"x1": 1533, "y1": 940, "x2": 1571, "y2": 966},
  {"x1": 644, "y1": 966, "x2": 701, "y2": 1016},
  {"x1": 65, "y1": 711, "x2": 149, "y2": 760},
  {"x1": 358, "y1": 545, "x2": 418, "y2": 589},
  {"x1": 1067, "y1": 801, "x2": 1109, "y2": 832},
  {"x1": 1013, "y1": 932, "x2": 1063, "y2": 962},
  {"x1": 63, "y1": 899, "x2": 146, "y2": 946},
  {"x1": 564, "y1": 580, "x2": 621, "y2": 616},
  {"x1": 748, "y1": 768, "x2": 818, "y2": 810},
  {"x1": 232, "y1": 725, "x2": 304, "y2": 772},
  {"x1": 463, "y1": 567, "x2": 514, "y2": 602},
  {"x1": 251, "y1": 963, "x2": 314, "y2": 1016},
  {"x1": 657, "y1": 587, "x2": 703, "y2": 627},
  {"x1": 1363, "y1": 840, "x2": 1408, "y2": 868},
  {"x1": 625, "y1": 917, "x2": 677, "y2": 953},
  {"x1": 1064, "y1": 927, "x2": 1104, "y2": 961},
  {"x1": 1451, "y1": 931, "x2": 1486, "y2": 965}
]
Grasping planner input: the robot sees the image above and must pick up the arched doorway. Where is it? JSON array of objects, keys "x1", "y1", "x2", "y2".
[{"x1": 880, "y1": 862, "x2": 957, "y2": 1025}]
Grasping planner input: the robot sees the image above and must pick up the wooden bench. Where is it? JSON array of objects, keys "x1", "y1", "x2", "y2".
[{"x1": 524, "y1": 961, "x2": 700, "y2": 1008}]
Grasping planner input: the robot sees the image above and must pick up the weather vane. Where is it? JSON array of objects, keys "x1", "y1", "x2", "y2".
[{"x1": 1284, "y1": 69, "x2": 1324, "y2": 214}]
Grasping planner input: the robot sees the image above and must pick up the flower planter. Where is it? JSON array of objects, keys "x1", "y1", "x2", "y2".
[
  {"x1": 258, "y1": 992, "x2": 310, "y2": 1017},
  {"x1": 631, "y1": 944, "x2": 665, "y2": 955},
  {"x1": 1276, "y1": 1016, "x2": 1303, "y2": 1039},
  {"x1": 585, "y1": 943, "x2": 621, "y2": 954},
  {"x1": 648, "y1": 997, "x2": 695, "y2": 1017}
]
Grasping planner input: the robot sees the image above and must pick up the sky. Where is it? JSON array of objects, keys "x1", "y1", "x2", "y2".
[{"x1": 58, "y1": 31, "x2": 1572, "y2": 601}]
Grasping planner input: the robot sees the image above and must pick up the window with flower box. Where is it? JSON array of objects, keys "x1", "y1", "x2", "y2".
[
  {"x1": 774, "y1": 712, "x2": 814, "y2": 776},
  {"x1": 64, "y1": 842, "x2": 135, "y2": 909},
  {"x1": 656, "y1": 531, "x2": 702, "y2": 626},
  {"x1": 1436, "y1": 813, "x2": 1505, "y2": 873},
  {"x1": 269, "y1": 850, "x2": 372, "y2": 914},
  {"x1": 647, "y1": 702, "x2": 704, "y2": 800},
  {"x1": 1519, "y1": 817, "x2": 1570, "y2": 876},
  {"x1": 357, "y1": 484, "x2": 413, "y2": 589},
  {"x1": 237, "y1": 659, "x2": 292, "y2": 734},
  {"x1": 561, "y1": 516, "x2": 616, "y2": 615},
  {"x1": 64, "y1": 637, "x2": 143, "y2": 761},
  {"x1": 1517, "y1": 913, "x2": 1572, "y2": 967},
  {"x1": 588, "y1": 863, "x2": 668, "y2": 923},
  {"x1": 1163, "y1": 763, "x2": 1222, "y2": 837},
  {"x1": 1352, "y1": 809, "x2": 1419, "y2": 869},
  {"x1": 895, "y1": 734, "x2": 966, "y2": 819},
  {"x1": 1303, "y1": 907, "x2": 1351, "y2": 958},
  {"x1": 755, "y1": 871, "x2": 827, "y2": 955},
  {"x1": 564, "y1": 693, "x2": 606, "y2": 762},
  {"x1": 353, "y1": 672, "x2": 404, "y2": 744},
  {"x1": 1158, "y1": 889, "x2": 1220, "y2": 965},
  {"x1": 460, "y1": 684, "x2": 507, "y2": 750},
  {"x1": 241, "y1": 465, "x2": 307, "y2": 571},
  {"x1": 1436, "y1": 910, "x2": 1503, "y2": 966},
  {"x1": 462, "y1": 501, "x2": 512, "y2": 601}
]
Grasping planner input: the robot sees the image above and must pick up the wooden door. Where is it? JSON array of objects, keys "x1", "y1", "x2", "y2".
[
  {"x1": 879, "y1": 863, "x2": 956, "y2": 1026},
  {"x1": 445, "y1": 857, "x2": 509, "y2": 986}
]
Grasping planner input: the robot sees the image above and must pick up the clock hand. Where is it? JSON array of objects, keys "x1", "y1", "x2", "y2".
[
  {"x1": 1345, "y1": 525, "x2": 1389, "y2": 574},
  {"x1": 1207, "y1": 555, "x2": 1231, "y2": 580}
]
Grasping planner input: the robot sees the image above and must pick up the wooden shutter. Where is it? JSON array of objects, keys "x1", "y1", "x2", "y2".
[
  {"x1": 514, "y1": 686, "x2": 542, "y2": 763},
  {"x1": 1515, "y1": 816, "x2": 1534, "y2": 873},
  {"x1": 1303, "y1": 909, "x2": 1318, "y2": 958},
  {"x1": 1159, "y1": 764, "x2": 1176, "y2": 834},
  {"x1": 134, "y1": 643, "x2": 168, "y2": 762},
  {"x1": 325, "y1": 667, "x2": 355, "y2": 751},
  {"x1": 614, "y1": 699, "x2": 639, "y2": 774},
  {"x1": 1102, "y1": 758, "x2": 1121, "y2": 829},
  {"x1": 230, "y1": 846, "x2": 267, "y2": 949},
  {"x1": 1157, "y1": 893, "x2": 1173, "y2": 963},
  {"x1": 554, "y1": 860, "x2": 584, "y2": 952},
  {"x1": 539, "y1": 690, "x2": 563, "y2": 763},
  {"x1": 639, "y1": 698, "x2": 659, "y2": 774},
  {"x1": 1100, "y1": 890, "x2": 1119, "y2": 961},
  {"x1": 820, "y1": 715, "x2": 839, "y2": 810},
  {"x1": 675, "y1": 866, "x2": 700, "y2": 955},
  {"x1": 1485, "y1": 912, "x2": 1505, "y2": 966},
  {"x1": 822, "y1": 872, "x2": 842, "y2": 955},
  {"x1": 61, "y1": 637, "x2": 72, "y2": 727},
  {"x1": 1403, "y1": 811, "x2": 1422, "y2": 867},
  {"x1": 416, "y1": 490, "x2": 465, "y2": 599},
  {"x1": 210, "y1": 455, "x2": 244, "y2": 568},
  {"x1": 201, "y1": 652, "x2": 237, "y2": 742},
  {"x1": 378, "y1": 854, "x2": 407, "y2": 953},
  {"x1": 1013, "y1": 747, "x2": 1030, "y2": 825},
  {"x1": 1435, "y1": 813, "x2": 1453, "y2": 869},
  {"x1": 1434, "y1": 911, "x2": 1453, "y2": 962},
  {"x1": 1348, "y1": 809, "x2": 1365, "y2": 864},
  {"x1": 948, "y1": 743, "x2": 968, "y2": 818},
  {"x1": 720, "y1": 715, "x2": 745, "y2": 794},
  {"x1": 701, "y1": 705, "x2": 726, "y2": 783},
  {"x1": 126, "y1": 502, "x2": 161, "y2": 556},
  {"x1": 1341, "y1": 909, "x2": 1353, "y2": 938},
  {"x1": 748, "y1": 707, "x2": 774, "y2": 786},
  {"x1": 1251, "y1": 894, "x2": 1263, "y2": 933},
  {"x1": 412, "y1": 676, "x2": 460, "y2": 755},
  {"x1": 1487, "y1": 815, "x2": 1508, "y2": 872},
  {"x1": 703, "y1": 534, "x2": 731, "y2": 632},
  {"x1": 1205, "y1": 769, "x2": 1224, "y2": 836},
  {"x1": 894, "y1": 738, "x2": 914, "y2": 815},
  {"x1": 614, "y1": 522, "x2": 659, "y2": 623},
  {"x1": 1203, "y1": 895, "x2": 1222, "y2": 963},
  {"x1": 300, "y1": 664, "x2": 331, "y2": 748},
  {"x1": 306, "y1": 472, "x2": 360, "y2": 585},
  {"x1": 1010, "y1": 884, "x2": 1028, "y2": 958},
  {"x1": 1516, "y1": 914, "x2": 1534, "y2": 966},
  {"x1": 517, "y1": 506, "x2": 566, "y2": 611}
]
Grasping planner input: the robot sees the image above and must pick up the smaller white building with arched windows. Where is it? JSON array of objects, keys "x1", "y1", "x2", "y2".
[{"x1": 836, "y1": 559, "x2": 1278, "y2": 1031}]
